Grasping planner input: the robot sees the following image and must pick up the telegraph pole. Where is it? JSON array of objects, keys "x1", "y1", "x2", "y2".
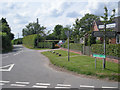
[
  {"x1": 18, "y1": 33, "x2": 19, "y2": 39},
  {"x1": 68, "y1": 31, "x2": 70, "y2": 61},
  {"x1": 103, "y1": 22, "x2": 106, "y2": 69}
]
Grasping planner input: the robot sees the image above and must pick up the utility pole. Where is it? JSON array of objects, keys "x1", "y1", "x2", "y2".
[
  {"x1": 68, "y1": 31, "x2": 70, "y2": 61},
  {"x1": 103, "y1": 22, "x2": 106, "y2": 69},
  {"x1": 18, "y1": 33, "x2": 19, "y2": 39}
]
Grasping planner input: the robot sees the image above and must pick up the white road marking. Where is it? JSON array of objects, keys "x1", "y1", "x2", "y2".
[
  {"x1": 57, "y1": 84, "x2": 71, "y2": 87},
  {"x1": 11, "y1": 84, "x2": 26, "y2": 87},
  {"x1": 0, "y1": 64, "x2": 14, "y2": 71},
  {"x1": 16, "y1": 82, "x2": 30, "y2": 84},
  {"x1": 0, "y1": 81, "x2": 10, "y2": 83},
  {"x1": 55, "y1": 87, "x2": 70, "y2": 88},
  {"x1": 32, "y1": 85, "x2": 48, "y2": 88},
  {"x1": 80, "y1": 85, "x2": 94, "y2": 88},
  {"x1": 102, "y1": 86, "x2": 118, "y2": 88},
  {"x1": 0, "y1": 83, "x2": 5, "y2": 86},
  {"x1": 36, "y1": 83, "x2": 50, "y2": 86}
]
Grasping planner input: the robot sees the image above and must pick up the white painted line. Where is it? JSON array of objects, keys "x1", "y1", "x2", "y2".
[
  {"x1": 102, "y1": 86, "x2": 118, "y2": 88},
  {"x1": 8, "y1": 64, "x2": 15, "y2": 71},
  {"x1": 55, "y1": 87, "x2": 70, "y2": 88},
  {"x1": 16, "y1": 82, "x2": 30, "y2": 84},
  {"x1": 0, "y1": 81, "x2": 10, "y2": 83},
  {"x1": 11, "y1": 84, "x2": 26, "y2": 87},
  {"x1": 0, "y1": 83, "x2": 5, "y2": 86},
  {"x1": 32, "y1": 85, "x2": 48, "y2": 88},
  {"x1": 80, "y1": 85, "x2": 94, "y2": 88},
  {"x1": 57, "y1": 84, "x2": 71, "y2": 87},
  {"x1": 36, "y1": 83, "x2": 50, "y2": 86},
  {"x1": 0, "y1": 64, "x2": 15, "y2": 71}
]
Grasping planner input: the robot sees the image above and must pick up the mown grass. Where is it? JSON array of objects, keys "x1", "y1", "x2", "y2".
[{"x1": 41, "y1": 50, "x2": 119, "y2": 81}]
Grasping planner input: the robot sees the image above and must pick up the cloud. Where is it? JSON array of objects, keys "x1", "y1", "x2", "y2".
[
  {"x1": 66, "y1": 11, "x2": 81, "y2": 18},
  {"x1": 0, "y1": 0, "x2": 119, "y2": 39}
]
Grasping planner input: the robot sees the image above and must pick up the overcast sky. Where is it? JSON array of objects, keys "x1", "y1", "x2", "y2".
[{"x1": 0, "y1": 0, "x2": 119, "y2": 39}]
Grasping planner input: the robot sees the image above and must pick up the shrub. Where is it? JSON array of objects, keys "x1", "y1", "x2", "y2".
[
  {"x1": 23, "y1": 34, "x2": 38, "y2": 48},
  {"x1": 37, "y1": 42, "x2": 55, "y2": 49},
  {"x1": 1, "y1": 32, "x2": 12, "y2": 52},
  {"x1": 91, "y1": 44, "x2": 120, "y2": 58},
  {"x1": 62, "y1": 41, "x2": 83, "y2": 52},
  {"x1": 13, "y1": 38, "x2": 23, "y2": 45}
]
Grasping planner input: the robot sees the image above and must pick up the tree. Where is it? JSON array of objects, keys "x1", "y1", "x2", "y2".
[
  {"x1": 0, "y1": 18, "x2": 14, "y2": 52},
  {"x1": 22, "y1": 19, "x2": 46, "y2": 36},
  {"x1": 53, "y1": 24, "x2": 63, "y2": 40},
  {"x1": 73, "y1": 13, "x2": 100, "y2": 42},
  {"x1": 101, "y1": 6, "x2": 115, "y2": 69}
]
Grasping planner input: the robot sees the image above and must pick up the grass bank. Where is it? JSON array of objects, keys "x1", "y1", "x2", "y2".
[{"x1": 41, "y1": 50, "x2": 119, "y2": 81}]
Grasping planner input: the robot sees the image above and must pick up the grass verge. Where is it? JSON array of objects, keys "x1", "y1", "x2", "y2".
[{"x1": 41, "y1": 50, "x2": 119, "y2": 81}]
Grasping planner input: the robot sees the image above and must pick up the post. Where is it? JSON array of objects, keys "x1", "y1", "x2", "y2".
[
  {"x1": 103, "y1": 23, "x2": 106, "y2": 69},
  {"x1": 68, "y1": 31, "x2": 70, "y2": 61},
  {"x1": 95, "y1": 57, "x2": 96, "y2": 69},
  {"x1": 18, "y1": 33, "x2": 19, "y2": 39}
]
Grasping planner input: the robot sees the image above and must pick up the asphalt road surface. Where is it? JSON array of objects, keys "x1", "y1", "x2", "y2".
[{"x1": 0, "y1": 45, "x2": 119, "y2": 89}]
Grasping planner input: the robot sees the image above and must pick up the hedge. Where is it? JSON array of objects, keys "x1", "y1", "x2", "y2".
[
  {"x1": 62, "y1": 42, "x2": 83, "y2": 52},
  {"x1": 13, "y1": 38, "x2": 23, "y2": 45},
  {"x1": 37, "y1": 42, "x2": 55, "y2": 49},
  {"x1": 91, "y1": 44, "x2": 120, "y2": 58},
  {"x1": 23, "y1": 34, "x2": 38, "y2": 48}
]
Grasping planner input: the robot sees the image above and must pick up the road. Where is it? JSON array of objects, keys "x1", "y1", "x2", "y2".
[{"x1": 0, "y1": 45, "x2": 119, "y2": 89}]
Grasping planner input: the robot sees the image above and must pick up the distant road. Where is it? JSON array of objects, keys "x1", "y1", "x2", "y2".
[{"x1": 1, "y1": 45, "x2": 119, "y2": 89}]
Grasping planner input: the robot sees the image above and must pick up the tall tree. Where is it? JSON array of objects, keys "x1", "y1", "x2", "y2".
[
  {"x1": 22, "y1": 19, "x2": 46, "y2": 36},
  {"x1": 53, "y1": 24, "x2": 63, "y2": 40},
  {"x1": 73, "y1": 13, "x2": 100, "y2": 42},
  {"x1": 0, "y1": 18, "x2": 14, "y2": 52}
]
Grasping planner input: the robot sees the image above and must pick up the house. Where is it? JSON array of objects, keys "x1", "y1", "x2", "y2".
[{"x1": 93, "y1": 16, "x2": 120, "y2": 44}]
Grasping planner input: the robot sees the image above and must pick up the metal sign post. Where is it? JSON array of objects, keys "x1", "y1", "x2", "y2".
[
  {"x1": 92, "y1": 30, "x2": 116, "y2": 69},
  {"x1": 65, "y1": 30, "x2": 72, "y2": 62},
  {"x1": 68, "y1": 31, "x2": 70, "y2": 61}
]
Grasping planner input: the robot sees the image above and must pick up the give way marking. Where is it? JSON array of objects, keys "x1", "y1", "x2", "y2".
[{"x1": 0, "y1": 64, "x2": 15, "y2": 71}]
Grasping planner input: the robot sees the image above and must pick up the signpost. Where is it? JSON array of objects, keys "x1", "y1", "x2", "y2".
[
  {"x1": 92, "y1": 31, "x2": 116, "y2": 37},
  {"x1": 65, "y1": 30, "x2": 72, "y2": 61},
  {"x1": 93, "y1": 54, "x2": 106, "y2": 69},
  {"x1": 92, "y1": 31, "x2": 116, "y2": 69}
]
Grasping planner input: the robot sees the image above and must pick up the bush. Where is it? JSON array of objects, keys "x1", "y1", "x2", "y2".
[
  {"x1": 37, "y1": 42, "x2": 55, "y2": 49},
  {"x1": 70, "y1": 43, "x2": 83, "y2": 52},
  {"x1": 23, "y1": 34, "x2": 38, "y2": 48},
  {"x1": 91, "y1": 44, "x2": 120, "y2": 58},
  {"x1": 13, "y1": 38, "x2": 23, "y2": 45},
  {"x1": 1, "y1": 32, "x2": 12, "y2": 52},
  {"x1": 62, "y1": 42, "x2": 83, "y2": 52}
]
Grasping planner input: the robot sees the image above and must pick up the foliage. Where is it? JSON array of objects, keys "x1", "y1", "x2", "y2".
[
  {"x1": 72, "y1": 13, "x2": 100, "y2": 42},
  {"x1": 13, "y1": 38, "x2": 23, "y2": 45},
  {"x1": 0, "y1": 18, "x2": 14, "y2": 52},
  {"x1": 37, "y1": 42, "x2": 55, "y2": 49},
  {"x1": 42, "y1": 50, "x2": 119, "y2": 81},
  {"x1": 23, "y1": 34, "x2": 43, "y2": 48},
  {"x1": 62, "y1": 42, "x2": 83, "y2": 52},
  {"x1": 87, "y1": 35, "x2": 96, "y2": 46},
  {"x1": 53, "y1": 24, "x2": 63, "y2": 40},
  {"x1": 69, "y1": 43, "x2": 83, "y2": 52},
  {"x1": 22, "y1": 19, "x2": 46, "y2": 36},
  {"x1": 91, "y1": 44, "x2": 120, "y2": 58}
]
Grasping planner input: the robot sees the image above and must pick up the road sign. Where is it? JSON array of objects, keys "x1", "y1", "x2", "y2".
[
  {"x1": 92, "y1": 31, "x2": 116, "y2": 37},
  {"x1": 65, "y1": 31, "x2": 72, "y2": 37},
  {"x1": 93, "y1": 54, "x2": 106, "y2": 58}
]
